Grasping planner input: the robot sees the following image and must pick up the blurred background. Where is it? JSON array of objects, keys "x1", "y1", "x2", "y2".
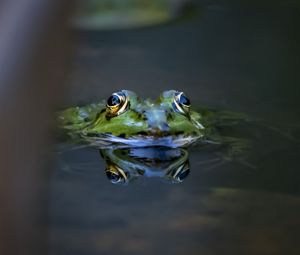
[{"x1": 0, "y1": 0, "x2": 299, "y2": 254}]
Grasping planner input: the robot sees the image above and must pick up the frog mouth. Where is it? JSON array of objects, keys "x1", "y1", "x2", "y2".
[
  {"x1": 136, "y1": 130, "x2": 180, "y2": 137},
  {"x1": 81, "y1": 132, "x2": 202, "y2": 148}
]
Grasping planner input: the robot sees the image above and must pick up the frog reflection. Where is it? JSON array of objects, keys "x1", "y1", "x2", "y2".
[{"x1": 99, "y1": 147, "x2": 190, "y2": 184}]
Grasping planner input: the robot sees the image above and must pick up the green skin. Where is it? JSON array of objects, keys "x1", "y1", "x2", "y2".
[{"x1": 58, "y1": 90, "x2": 250, "y2": 157}]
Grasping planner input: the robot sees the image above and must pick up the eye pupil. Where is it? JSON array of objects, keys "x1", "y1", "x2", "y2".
[
  {"x1": 107, "y1": 95, "x2": 120, "y2": 107},
  {"x1": 106, "y1": 171, "x2": 120, "y2": 182},
  {"x1": 179, "y1": 94, "x2": 190, "y2": 106}
]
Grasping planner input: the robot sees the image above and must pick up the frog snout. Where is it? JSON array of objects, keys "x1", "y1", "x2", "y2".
[{"x1": 145, "y1": 109, "x2": 170, "y2": 135}]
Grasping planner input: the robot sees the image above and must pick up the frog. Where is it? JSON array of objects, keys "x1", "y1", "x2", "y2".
[{"x1": 57, "y1": 90, "x2": 251, "y2": 159}]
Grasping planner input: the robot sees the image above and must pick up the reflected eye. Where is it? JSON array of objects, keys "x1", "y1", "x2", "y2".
[
  {"x1": 106, "y1": 91, "x2": 129, "y2": 117},
  {"x1": 173, "y1": 91, "x2": 191, "y2": 115},
  {"x1": 166, "y1": 161, "x2": 190, "y2": 183},
  {"x1": 105, "y1": 164, "x2": 128, "y2": 184},
  {"x1": 176, "y1": 167, "x2": 190, "y2": 182}
]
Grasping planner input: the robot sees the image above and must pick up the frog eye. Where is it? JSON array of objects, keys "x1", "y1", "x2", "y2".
[
  {"x1": 173, "y1": 91, "x2": 191, "y2": 115},
  {"x1": 105, "y1": 164, "x2": 128, "y2": 184},
  {"x1": 106, "y1": 91, "x2": 129, "y2": 116}
]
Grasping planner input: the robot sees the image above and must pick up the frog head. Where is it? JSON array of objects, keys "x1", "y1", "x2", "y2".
[
  {"x1": 75, "y1": 90, "x2": 204, "y2": 147},
  {"x1": 80, "y1": 90, "x2": 204, "y2": 147}
]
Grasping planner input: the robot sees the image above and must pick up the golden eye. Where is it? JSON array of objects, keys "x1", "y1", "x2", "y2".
[
  {"x1": 106, "y1": 91, "x2": 129, "y2": 117},
  {"x1": 173, "y1": 91, "x2": 191, "y2": 115},
  {"x1": 105, "y1": 164, "x2": 128, "y2": 184}
]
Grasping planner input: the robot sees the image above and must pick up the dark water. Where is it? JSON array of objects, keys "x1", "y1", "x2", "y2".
[{"x1": 49, "y1": 3, "x2": 300, "y2": 255}]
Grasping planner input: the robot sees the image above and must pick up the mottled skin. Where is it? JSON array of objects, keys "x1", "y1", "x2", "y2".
[{"x1": 58, "y1": 90, "x2": 250, "y2": 155}]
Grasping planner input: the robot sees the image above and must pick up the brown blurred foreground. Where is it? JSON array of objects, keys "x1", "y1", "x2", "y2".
[{"x1": 0, "y1": 1, "x2": 71, "y2": 254}]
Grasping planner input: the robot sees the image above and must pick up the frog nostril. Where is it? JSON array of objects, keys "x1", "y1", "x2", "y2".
[{"x1": 107, "y1": 94, "x2": 121, "y2": 107}]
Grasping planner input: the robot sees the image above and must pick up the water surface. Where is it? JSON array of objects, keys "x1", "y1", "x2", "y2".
[{"x1": 49, "y1": 3, "x2": 300, "y2": 255}]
